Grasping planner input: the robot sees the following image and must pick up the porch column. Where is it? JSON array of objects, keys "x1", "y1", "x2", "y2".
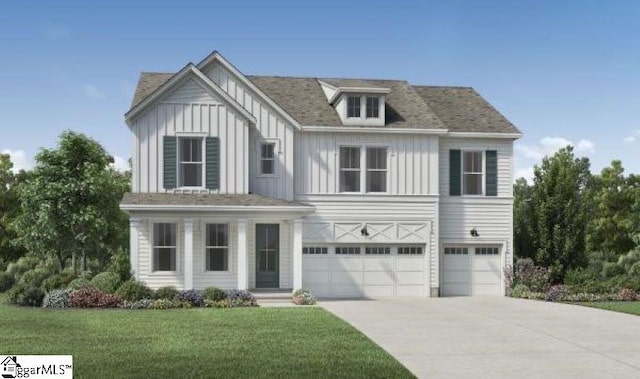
[
  {"x1": 237, "y1": 219, "x2": 248, "y2": 290},
  {"x1": 129, "y1": 217, "x2": 141, "y2": 277},
  {"x1": 184, "y1": 218, "x2": 194, "y2": 290},
  {"x1": 292, "y1": 219, "x2": 303, "y2": 289}
]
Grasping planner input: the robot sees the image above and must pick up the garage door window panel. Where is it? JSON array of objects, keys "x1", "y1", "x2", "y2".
[
  {"x1": 365, "y1": 246, "x2": 391, "y2": 255},
  {"x1": 335, "y1": 247, "x2": 361, "y2": 255},
  {"x1": 398, "y1": 246, "x2": 423, "y2": 255}
]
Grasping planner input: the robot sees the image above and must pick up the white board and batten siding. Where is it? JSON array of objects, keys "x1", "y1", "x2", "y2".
[
  {"x1": 129, "y1": 77, "x2": 249, "y2": 194},
  {"x1": 203, "y1": 62, "x2": 296, "y2": 201},
  {"x1": 294, "y1": 132, "x2": 439, "y2": 195}
]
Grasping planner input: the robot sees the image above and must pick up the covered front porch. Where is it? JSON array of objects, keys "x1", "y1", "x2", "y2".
[{"x1": 120, "y1": 193, "x2": 314, "y2": 291}]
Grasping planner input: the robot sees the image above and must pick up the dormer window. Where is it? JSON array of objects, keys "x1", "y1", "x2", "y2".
[
  {"x1": 347, "y1": 96, "x2": 361, "y2": 118},
  {"x1": 366, "y1": 96, "x2": 379, "y2": 118}
]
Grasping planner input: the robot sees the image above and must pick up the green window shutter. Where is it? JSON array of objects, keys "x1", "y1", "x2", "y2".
[
  {"x1": 485, "y1": 150, "x2": 498, "y2": 196},
  {"x1": 206, "y1": 137, "x2": 220, "y2": 190},
  {"x1": 163, "y1": 136, "x2": 177, "y2": 190},
  {"x1": 449, "y1": 149, "x2": 461, "y2": 196}
]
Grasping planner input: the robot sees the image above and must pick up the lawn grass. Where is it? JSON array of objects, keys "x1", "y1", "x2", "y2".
[
  {"x1": 0, "y1": 295, "x2": 414, "y2": 378},
  {"x1": 577, "y1": 301, "x2": 640, "y2": 316}
]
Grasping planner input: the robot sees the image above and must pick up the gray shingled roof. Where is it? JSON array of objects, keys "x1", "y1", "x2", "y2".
[
  {"x1": 129, "y1": 71, "x2": 519, "y2": 134},
  {"x1": 120, "y1": 192, "x2": 311, "y2": 208},
  {"x1": 412, "y1": 86, "x2": 521, "y2": 134}
]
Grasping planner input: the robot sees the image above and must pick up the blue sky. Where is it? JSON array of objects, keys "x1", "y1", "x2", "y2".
[{"x1": 1, "y1": 0, "x2": 638, "y2": 179}]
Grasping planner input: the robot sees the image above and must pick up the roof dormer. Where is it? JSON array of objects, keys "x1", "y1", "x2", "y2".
[{"x1": 318, "y1": 80, "x2": 391, "y2": 127}]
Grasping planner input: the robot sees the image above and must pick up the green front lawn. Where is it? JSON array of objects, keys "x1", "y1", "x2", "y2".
[
  {"x1": 578, "y1": 301, "x2": 640, "y2": 316},
  {"x1": 0, "y1": 296, "x2": 413, "y2": 378}
]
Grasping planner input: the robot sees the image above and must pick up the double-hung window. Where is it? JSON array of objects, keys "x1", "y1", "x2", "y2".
[
  {"x1": 347, "y1": 95, "x2": 361, "y2": 118},
  {"x1": 366, "y1": 96, "x2": 379, "y2": 118},
  {"x1": 153, "y1": 223, "x2": 177, "y2": 271},
  {"x1": 366, "y1": 147, "x2": 387, "y2": 192},
  {"x1": 339, "y1": 146, "x2": 361, "y2": 192},
  {"x1": 260, "y1": 142, "x2": 276, "y2": 175},
  {"x1": 463, "y1": 151, "x2": 483, "y2": 195},
  {"x1": 206, "y1": 223, "x2": 228, "y2": 271},
  {"x1": 179, "y1": 138, "x2": 203, "y2": 187}
]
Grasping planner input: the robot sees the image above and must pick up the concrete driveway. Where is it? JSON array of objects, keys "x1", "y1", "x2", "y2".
[{"x1": 321, "y1": 297, "x2": 640, "y2": 379}]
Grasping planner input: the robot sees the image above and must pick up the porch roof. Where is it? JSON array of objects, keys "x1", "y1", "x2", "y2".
[{"x1": 120, "y1": 193, "x2": 314, "y2": 213}]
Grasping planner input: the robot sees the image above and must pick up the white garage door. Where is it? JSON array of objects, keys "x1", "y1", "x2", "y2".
[
  {"x1": 302, "y1": 246, "x2": 426, "y2": 298},
  {"x1": 442, "y1": 246, "x2": 502, "y2": 296}
]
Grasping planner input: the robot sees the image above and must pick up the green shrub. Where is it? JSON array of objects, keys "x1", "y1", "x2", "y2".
[
  {"x1": 0, "y1": 272, "x2": 15, "y2": 293},
  {"x1": 69, "y1": 288, "x2": 122, "y2": 308},
  {"x1": 17, "y1": 268, "x2": 50, "y2": 288},
  {"x1": 292, "y1": 288, "x2": 317, "y2": 305},
  {"x1": 151, "y1": 299, "x2": 185, "y2": 310},
  {"x1": 109, "y1": 248, "x2": 132, "y2": 283},
  {"x1": 202, "y1": 287, "x2": 226, "y2": 301},
  {"x1": 91, "y1": 272, "x2": 122, "y2": 294},
  {"x1": 8, "y1": 283, "x2": 45, "y2": 307},
  {"x1": 78, "y1": 271, "x2": 93, "y2": 280},
  {"x1": 41, "y1": 273, "x2": 76, "y2": 292},
  {"x1": 154, "y1": 286, "x2": 179, "y2": 300},
  {"x1": 6, "y1": 256, "x2": 39, "y2": 280},
  {"x1": 115, "y1": 280, "x2": 153, "y2": 301},
  {"x1": 508, "y1": 283, "x2": 530, "y2": 298},
  {"x1": 42, "y1": 289, "x2": 72, "y2": 308},
  {"x1": 629, "y1": 261, "x2": 640, "y2": 276},
  {"x1": 602, "y1": 261, "x2": 625, "y2": 278},
  {"x1": 67, "y1": 277, "x2": 96, "y2": 291}
]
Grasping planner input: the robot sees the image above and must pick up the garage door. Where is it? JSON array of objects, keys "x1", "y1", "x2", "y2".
[
  {"x1": 442, "y1": 246, "x2": 502, "y2": 296},
  {"x1": 302, "y1": 246, "x2": 426, "y2": 298}
]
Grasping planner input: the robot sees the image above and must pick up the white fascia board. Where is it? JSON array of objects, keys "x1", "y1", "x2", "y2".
[
  {"x1": 301, "y1": 125, "x2": 448, "y2": 135},
  {"x1": 197, "y1": 51, "x2": 302, "y2": 130},
  {"x1": 447, "y1": 132, "x2": 523, "y2": 139},
  {"x1": 327, "y1": 86, "x2": 391, "y2": 104},
  {"x1": 120, "y1": 204, "x2": 316, "y2": 213},
  {"x1": 124, "y1": 64, "x2": 256, "y2": 126}
]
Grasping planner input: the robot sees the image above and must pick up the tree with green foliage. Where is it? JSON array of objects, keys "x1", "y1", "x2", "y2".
[
  {"x1": 587, "y1": 161, "x2": 638, "y2": 259},
  {"x1": 0, "y1": 154, "x2": 28, "y2": 265},
  {"x1": 16, "y1": 131, "x2": 130, "y2": 273},
  {"x1": 513, "y1": 177, "x2": 534, "y2": 260},
  {"x1": 529, "y1": 146, "x2": 592, "y2": 281}
]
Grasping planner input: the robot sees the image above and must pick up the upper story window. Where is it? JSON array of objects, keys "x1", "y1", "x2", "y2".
[
  {"x1": 153, "y1": 223, "x2": 177, "y2": 271},
  {"x1": 179, "y1": 138, "x2": 203, "y2": 187},
  {"x1": 206, "y1": 223, "x2": 228, "y2": 271},
  {"x1": 463, "y1": 151, "x2": 483, "y2": 195},
  {"x1": 366, "y1": 97, "x2": 379, "y2": 118},
  {"x1": 366, "y1": 147, "x2": 387, "y2": 192},
  {"x1": 260, "y1": 142, "x2": 276, "y2": 175},
  {"x1": 339, "y1": 146, "x2": 361, "y2": 192},
  {"x1": 347, "y1": 96, "x2": 361, "y2": 118},
  {"x1": 339, "y1": 146, "x2": 388, "y2": 193}
]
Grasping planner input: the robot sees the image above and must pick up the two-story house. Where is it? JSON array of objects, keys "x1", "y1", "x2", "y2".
[{"x1": 120, "y1": 51, "x2": 521, "y2": 297}]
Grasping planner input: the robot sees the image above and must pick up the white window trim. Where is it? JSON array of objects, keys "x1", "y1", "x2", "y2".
[
  {"x1": 461, "y1": 150, "x2": 485, "y2": 197},
  {"x1": 339, "y1": 145, "x2": 389, "y2": 194},
  {"x1": 204, "y1": 222, "x2": 231, "y2": 273},
  {"x1": 257, "y1": 138, "x2": 280, "y2": 178},
  {"x1": 176, "y1": 137, "x2": 206, "y2": 190},
  {"x1": 343, "y1": 94, "x2": 384, "y2": 125},
  {"x1": 150, "y1": 220, "x2": 181, "y2": 274}
]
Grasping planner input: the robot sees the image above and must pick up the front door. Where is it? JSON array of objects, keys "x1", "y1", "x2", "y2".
[{"x1": 255, "y1": 224, "x2": 279, "y2": 288}]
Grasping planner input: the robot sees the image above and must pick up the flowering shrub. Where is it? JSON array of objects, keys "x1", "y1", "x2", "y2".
[
  {"x1": 292, "y1": 288, "x2": 317, "y2": 305},
  {"x1": 69, "y1": 288, "x2": 122, "y2": 308},
  {"x1": 122, "y1": 299, "x2": 155, "y2": 309},
  {"x1": 616, "y1": 288, "x2": 638, "y2": 301},
  {"x1": 176, "y1": 290, "x2": 204, "y2": 307},
  {"x1": 514, "y1": 258, "x2": 551, "y2": 292},
  {"x1": 545, "y1": 284, "x2": 569, "y2": 302},
  {"x1": 42, "y1": 289, "x2": 72, "y2": 308},
  {"x1": 226, "y1": 290, "x2": 257, "y2": 307}
]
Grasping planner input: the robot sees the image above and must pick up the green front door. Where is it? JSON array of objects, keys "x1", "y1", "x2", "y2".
[{"x1": 255, "y1": 224, "x2": 279, "y2": 288}]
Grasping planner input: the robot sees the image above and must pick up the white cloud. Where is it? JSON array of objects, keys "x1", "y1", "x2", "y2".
[
  {"x1": 1, "y1": 149, "x2": 33, "y2": 173},
  {"x1": 83, "y1": 84, "x2": 106, "y2": 99},
  {"x1": 514, "y1": 136, "x2": 596, "y2": 184},
  {"x1": 623, "y1": 130, "x2": 640, "y2": 144},
  {"x1": 110, "y1": 156, "x2": 130, "y2": 172}
]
